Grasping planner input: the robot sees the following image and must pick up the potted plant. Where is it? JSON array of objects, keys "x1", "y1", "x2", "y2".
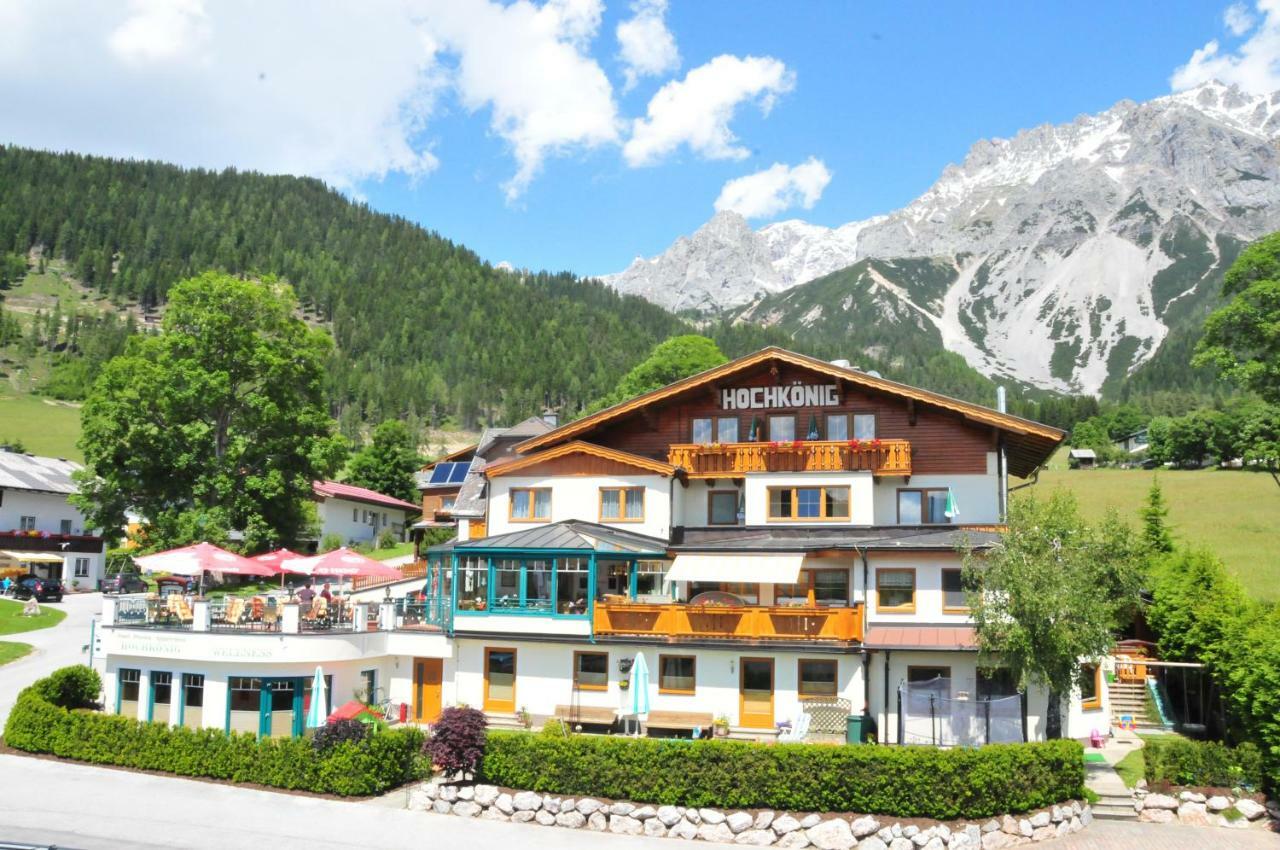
[
  {"x1": 517, "y1": 706, "x2": 532, "y2": 729},
  {"x1": 618, "y1": 678, "x2": 630, "y2": 690},
  {"x1": 713, "y1": 714, "x2": 730, "y2": 737}
]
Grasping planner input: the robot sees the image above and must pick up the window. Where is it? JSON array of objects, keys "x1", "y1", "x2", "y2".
[
  {"x1": 768, "y1": 415, "x2": 795, "y2": 441},
  {"x1": 493, "y1": 559, "x2": 521, "y2": 608},
  {"x1": 599, "y1": 487, "x2": 644, "y2": 522},
  {"x1": 359, "y1": 670, "x2": 377, "y2": 703},
  {"x1": 876, "y1": 568, "x2": 916, "y2": 613},
  {"x1": 658, "y1": 655, "x2": 696, "y2": 694},
  {"x1": 382, "y1": 513, "x2": 388, "y2": 527},
  {"x1": 826, "y1": 414, "x2": 848, "y2": 441},
  {"x1": 941, "y1": 569, "x2": 968, "y2": 612},
  {"x1": 977, "y1": 668, "x2": 1019, "y2": 700},
  {"x1": 59, "y1": 519, "x2": 73, "y2": 535},
  {"x1": 352, "y1": 508, "x2": 358, "y2": 522},
  {"x1": 798, "y1": 659, "x2": 838, "y2": 699},
  {"x1": 767, "y1": 486, "x2": 850, "y2": 521},
  {"x1": 556, "y1": 558, "x2": 590, "y2": 613},
  {"x1": 441, "y1": 496, "x2": 456, "y2": 510},
  {"x1": 19, "y1": 516, "x2": 36, "y2": 532},
  {"x1": 908, "y1": 666, "x2": 950, "y2": 697},
  {"x1": 151, "y1": 671, "x2": 173, "y2": 724},
  {"x1": 708, "y1": 490, "x2": 739, "y2": 525},
  {"x1": 74, "y1": 558, "x2": 90, "y2": 578},
  {"x1": 595, "y1": 561, "x2": 631, "y2": 600},
  {"x1": 182, "y1": 674, "x2": 204, "y2": 729},
  {"x1": 524, "y1": 559, "x2": 552, "y2": 612},
  {"x1": 692, "y1": 417, "x2": 713, "y2": 444},
  {"x1": 777, "y1": 569, "x2": 849, "y2": 607},
  {"x1": 1079, "y1": 663, "x2": 1101, "y2": 711},
  {"x1": 118, "y1": 668, "x2": 140, "y2": 716},
  {"x1": 573, "y1": 651, "x2": 608, "y2": 691},
  {"x1": 509, "y1": 488, "x2": 551, "y2": 521},
  {"x1": 228, "y1": 676, "x2": 261, "y2": 734},
  {"x1": 635, "y1": 560, "x2": 666, "y2": 597},
  {"x1": 853, "y1": 414, "x2": 876, "y2": 440},
  {"x1": 458, "y1": 557, "x2": 489, "y2": 610},
  {"x1": 898, "y1": 489, "x2": 952, "y2": 524},
  {"x1": 716, "y1": 417, "x2": 739, "y2": 443}
]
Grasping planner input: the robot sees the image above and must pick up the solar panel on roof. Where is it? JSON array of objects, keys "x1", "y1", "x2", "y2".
[
  {"x1": 428, "y1": 464, "x2": 453, "y2": 484},
  {"x1": 448, "y1": 462, "x2": 470, "y2": 483}
]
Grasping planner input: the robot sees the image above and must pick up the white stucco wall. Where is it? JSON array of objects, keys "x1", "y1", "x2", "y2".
[
  {"x1": 863, "y1": 552, "x2": 973, "y2": 626},
  {"x1": 487, "y1": 474, "x2": 672, "y2": 539},
  {"x1": 0, "y1": 488, "x2": 106, "y2": 587},
  {"x1": 870, "y1": 471, "x2": 1000, "y2": 526},
  {"x1": 741, "y1": 472, "x2": 875, "y2": 526},
  {"x1": 317, "y1": 497, "x2": 411, "y2": 545}
]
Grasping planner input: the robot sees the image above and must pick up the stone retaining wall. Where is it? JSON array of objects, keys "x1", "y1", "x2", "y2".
[
  {"x1": 1133, "y1": 787, "x2": 1277, "y2": 830},
  {"x1": 406, "y1": 780, "x2": 1093, "y2": 849}
]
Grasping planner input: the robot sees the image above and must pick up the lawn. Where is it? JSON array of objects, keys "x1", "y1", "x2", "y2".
[
  {"x1": 1113, "y1": 747, "x2": 1145, "y2": 788},
  {"x1": 0, "y1": 598, "x2": 67, "y2": 634},
  {"x1": 358, "y1": 541, "x2": 415, "y2": 561},
  {"x1": 0, "y1": 390, "x2": 82, "y2": 460},
  {"x1": 0, "y1": 641, "x2": 33, "y2": 666},
  {"x1": 1018, "y1": 449, "x2": 1280, "y2": 602}
]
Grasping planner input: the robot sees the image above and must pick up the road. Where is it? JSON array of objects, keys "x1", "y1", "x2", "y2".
[
  {"x1": 0, "y1": 592, "x2": 100, "y2": 727},
  {"x1": 0, "y1": 756, "x2": 1276, "y2": 850}
]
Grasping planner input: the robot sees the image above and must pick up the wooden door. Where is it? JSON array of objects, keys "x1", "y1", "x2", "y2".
[
  {"x1": 469, "y1": 519, "x2": 487, "y2": 540},
  {"x1": 484, "y1": 648, "x2": 517, "y2": 713},
  {"x1": 413, "y1": 658, "x2": 443, "y2": 723},
  {"x1": 739, "y1": 657, "x2": 774, "y2": 729}
]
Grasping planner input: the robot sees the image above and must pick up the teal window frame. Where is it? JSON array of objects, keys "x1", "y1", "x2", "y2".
[
  {"x1": 116, "y1": 668, "x2": 140, "y2": 715},
  {"x1": 147, "y1": 670, "x2": 173, "y2": 723}
]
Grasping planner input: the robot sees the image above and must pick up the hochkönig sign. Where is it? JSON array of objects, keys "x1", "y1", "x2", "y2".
[{"x1": 721, "y1": 384, "x2": 841, "y2": 411}]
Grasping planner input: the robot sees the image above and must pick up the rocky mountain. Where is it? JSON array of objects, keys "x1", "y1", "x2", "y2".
[{"x1": 604, "y1": 81, "x2": 1280, "y2": 396}]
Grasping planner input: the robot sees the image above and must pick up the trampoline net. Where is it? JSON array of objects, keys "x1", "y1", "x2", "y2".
[{"x1": 899, "y1": 677, "x2": 1022, "y2": 745}]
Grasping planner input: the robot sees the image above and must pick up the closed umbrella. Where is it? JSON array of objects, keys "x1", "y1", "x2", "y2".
[
  {"x1": 306, "y1": 666, "x2": 327, "y2": 729},
  {"x1": 944, "y1": 489, "x2": 960, "y2": 520},
  {"x1": 627, "y1": 652, "x2": 650, "y2": 736}
]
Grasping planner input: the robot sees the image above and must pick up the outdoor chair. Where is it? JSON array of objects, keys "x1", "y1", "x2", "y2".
[
  {"x1": 263, "y1": 598, "x2": 279, "y2": 631},
  {"x1": 224, "y1": 596, "x2": 246, "y2": 626},
  {"x1": 777, "y1": 712, "x2": 811, "y2": 743},
  {"x1": 250, "y1": 596, "x2": 265, "y2": 623}
]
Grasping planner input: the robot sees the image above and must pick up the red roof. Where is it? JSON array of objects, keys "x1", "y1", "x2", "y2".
[
  {"x1": 863, "y1": 626, "x2": 978, "y2": 651},
  {"x1": 312, "y1": 480, "x2": 419, "y2": 512}
]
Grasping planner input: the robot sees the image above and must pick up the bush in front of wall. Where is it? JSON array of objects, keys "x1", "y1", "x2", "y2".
[
  {"x1": 425, "y1": 706, "x2": 487, "y2": 778},
  {"x1": 31, "y1": 664, "x2": 101, "y2": 710},
  {"x1": 4, "y1": 667, "x2": 425, "y2": 796},
  {"x1": 481, "y1": 732, "x2": 1084, "y2": 820},
  {"x1": 1142, "y1": 737, "x2": 1263, "y2": 790},
  {"x1": 312, "y1": 718, "x2": 369, "y2": 753}
]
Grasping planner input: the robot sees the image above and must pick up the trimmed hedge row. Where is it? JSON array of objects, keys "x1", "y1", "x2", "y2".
[
  {"x1": 1143, "y1": 737, "x2": 1263, "y2": 790},
  {"x1": 481, "y1": 732, "x2": 1084, "y2": 819},
  {"x1": 4, "y1": 666, "x2": 424, "y2": 796}
]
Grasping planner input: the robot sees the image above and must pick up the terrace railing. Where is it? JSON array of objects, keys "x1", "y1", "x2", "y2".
[
  {"x1": 667, "y1": 439, "x2": 911, "y2": 478},
  {"x1": 593, "y1": 601, "x2": 864, "y2": 642}
]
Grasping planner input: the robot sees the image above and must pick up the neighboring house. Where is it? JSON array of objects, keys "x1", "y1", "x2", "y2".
[
  {"x1": 99, "y1": 348, "x2": 1122, "y2": 745},
  {"x1": 312, "y1": 480, "x2": 419, "y2": 546},
  {"x1": 1113, "y1": 428, "x2": 1149, "y2": 455},
  {"x1": 0, "y1": 448, "x2": 107, "y2": 589},
  {"x1": 1068, "y1": 448, "x2": 1097, "y2": 469}
]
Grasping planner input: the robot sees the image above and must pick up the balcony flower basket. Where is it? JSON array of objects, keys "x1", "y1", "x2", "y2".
[
  {"x1": 848, "y1": 439, "x2": 861, "y2": 450},
  {"x1": 618, "y1": 679, "x2": 630, "y2": 690}
]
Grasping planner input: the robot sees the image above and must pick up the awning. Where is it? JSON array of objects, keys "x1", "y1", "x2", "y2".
[
  {"x1": 0, "y1": 550, "x2": 65, "y2": 564},
  {"x1": 863, "y1": 626, "x2": 978, "y2": 651},
  {"x1": 666, "y1": 553, "x2": 804, "y2": 584}
]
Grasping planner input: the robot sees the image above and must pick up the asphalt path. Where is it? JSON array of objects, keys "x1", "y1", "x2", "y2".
[{"x1": 0, "y1": 592, "x2": 100, "y2": 727}]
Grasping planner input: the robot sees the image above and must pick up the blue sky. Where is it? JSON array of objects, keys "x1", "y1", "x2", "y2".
[{"x1": 0, "y1": 1, "x2": 1261, "y2": 275}]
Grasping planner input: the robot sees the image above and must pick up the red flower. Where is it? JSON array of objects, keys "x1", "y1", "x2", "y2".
[
  {"x1": 848, "y1": 439, "x2": 861, "y2": 450},
  {"x1": 871, "y1": 438, "x2": 883, "y2": 449},
  {"x1": 769, "y1": 441, "x2": 780, "y2": 449}
]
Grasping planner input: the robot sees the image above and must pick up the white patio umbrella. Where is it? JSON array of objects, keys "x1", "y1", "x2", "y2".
[
  {"x1": 306, "y1": 666, "x2": 327, "y2": 729},
  {"x1": 626, "y1": 652, "x2": 650, "y2": 736}
]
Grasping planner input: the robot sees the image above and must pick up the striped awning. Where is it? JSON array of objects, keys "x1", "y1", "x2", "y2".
[{"x1": 0, "y1": 550, "x2": 65, "y2": 563}]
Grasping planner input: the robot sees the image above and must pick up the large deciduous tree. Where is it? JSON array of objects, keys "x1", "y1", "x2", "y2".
[
  {"x1": 586, "y1": 335, "x2": 727, "y2": 414},
  {"x1": 74, "y1": 272, "x2": 347, "y2": 551},
  {"x1": 1194, "y1": 231, "x2": 1280, "y2": 404},
  {"x1": 345, "y1": 419, "x2": 421, "y2": 504},
  {"x1": 963, "y1": 490, "x2": 1145, "y2": 738}
]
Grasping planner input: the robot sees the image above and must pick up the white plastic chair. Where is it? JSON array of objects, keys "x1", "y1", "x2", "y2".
[{"x1": 777, "y1": 712, "x2": 811, "y2": 742}]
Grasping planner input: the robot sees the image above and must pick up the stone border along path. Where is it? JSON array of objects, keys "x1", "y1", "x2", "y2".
[
  {"x1": 1132, "y1": 788, "x2": 1277, "y2": 830},
  {"x1": 407, "y1": 780, "x2": 1094, "y2": 849}
]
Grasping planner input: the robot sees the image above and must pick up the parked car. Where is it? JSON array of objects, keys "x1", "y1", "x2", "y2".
[
  {"x1": 13, "y1": 576, "x2": 64, "y2": 603},
  {"x1": 102, "y1": 572, "x2": 149, "y2": 595}
]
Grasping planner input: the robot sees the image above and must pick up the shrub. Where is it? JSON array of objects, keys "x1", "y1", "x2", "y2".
[
  {"x1": 1142, "y1": 737, "x2": 1263, "y2": 789},
  {"x1": 426, "y1": 706, "x2": 486, "y2": 778},
  {"x1": 377, "y1": 529, "x2": 398, "y2": 550},
  {"x1": 5, "y1": 668, "x2": 424, "y2": 796},
  {"x1": 481, "y1": 733, "x2": 1083, "y2": 819},
  {"x1": 540, "y1": 718, "x2": 572, "y2": 738},
  {"x1": 312, "y1": 718, "x2": 370, "y2": 753},
  {"x1": 31, "y1": 664, "x2": 101, "y2": 710}
]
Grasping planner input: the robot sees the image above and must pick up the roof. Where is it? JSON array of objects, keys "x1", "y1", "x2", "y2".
[
  {"x1": 0, "y1": 450, "x2": 82, "y2": 495},
  {"x1": 1068, "y1": 449, "x2": 1097, "y2": 459},
  {"x1": 447, "y1": 467, "x2": 489, "y2": 517},
  {"x1": 514, "y1": 347, "x2": 1064, "y2": 478},
  {"x1": 456, "y1": 519, "x2": 668, "y2": 555},
  {"x1": 476, "y1": 416, "x2": 553, "y2": 459},
  {"x1": 312, "y1": 480, "x2": 419, "y2": 512},
  {"x1": 671, "y1": 525, "x2": 1003, "y2": 553},
  {"x1": 863, "y1": 625, "x2": 978, "y2": 651},
  {"x1": 485, "y1": 441, "x2": 676, "y2": 477}
]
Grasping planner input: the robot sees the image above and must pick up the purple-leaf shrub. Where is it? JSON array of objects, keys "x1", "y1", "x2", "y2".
[{"x1": 425, "y1": 706, "x2": 487, "y2": 778}]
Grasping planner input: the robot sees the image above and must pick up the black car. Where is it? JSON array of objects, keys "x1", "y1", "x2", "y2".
[
  {"x1": 13, "y1": 576, "x2": 63, "y2": 603},
  {"x1": 102, "y1": 572, "x2": 149, "y2": 595}
]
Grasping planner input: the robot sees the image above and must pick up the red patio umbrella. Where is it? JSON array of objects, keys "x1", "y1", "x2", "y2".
[
  {"x1": 280, "y1": 547, "x2": 403, "y2": 580},
  {"x1": 135, "y1": 542, "x2": 277, "y2": 577},
  {"x1": 251, "y1": 548, "x2": 299, "y2": 587}
]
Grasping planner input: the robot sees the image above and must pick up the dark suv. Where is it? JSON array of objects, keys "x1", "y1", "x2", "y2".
[
  {"x1": 13, "y1": 576, "x2": 64, "y2": 603},
  {"x1": 102, "y1": 572, "x2": 149, "y2": 595}
]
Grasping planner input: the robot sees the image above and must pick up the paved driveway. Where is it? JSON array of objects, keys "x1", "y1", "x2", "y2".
[
  {"x1": 0, "y1": 591, "x2": 100, "y2": 726},
  {"x1": 1058, "y1": 818, "x2": 1277, "y2": 849}
]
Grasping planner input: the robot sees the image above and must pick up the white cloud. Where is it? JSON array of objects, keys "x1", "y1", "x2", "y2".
[
  {"x1": 1172, "y1": 0, "x2": 1280, "y2": 93},
  {"x1": 108, "y1": 0, "x2": 211, "y2": 67},
  {"x1": 623, "y1": 54, "x2": 795, "y2": 167},
  {"x1": 714, "y1": 158, "x2": 832, "y2": 219},
  {"x1": 616, "y1": 0, "x2": 680, "y2": 91},
  {"x1": 1225, "y1": 2, "x2": 1256, "y2": 36},
  {"x1": 423, "y1": 0, "x2": 620, "y2": 201}
]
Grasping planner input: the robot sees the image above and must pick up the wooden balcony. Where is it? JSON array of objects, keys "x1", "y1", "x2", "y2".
[
  {"x1": 593, "y1": 601, "x2": 864, "y2": 643},
  {"x1": 667, "y1": 440, "x2": 911, "y2": 478}
]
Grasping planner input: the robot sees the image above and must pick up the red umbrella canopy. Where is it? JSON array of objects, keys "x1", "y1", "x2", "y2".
[
  {"x1": 249, "y1": 548, "x2": 303, "y2": 573},
  {"x1": 134, "y1": 542, "x2": 278, "y2": 577},
  {"x1": 281, "y1": 547, "x2": 403, "y2": 579}
]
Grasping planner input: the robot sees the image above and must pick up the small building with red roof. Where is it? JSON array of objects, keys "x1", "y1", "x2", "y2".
[{"x1": 312, "y1": 480, "x2": 420, "y2": 546}]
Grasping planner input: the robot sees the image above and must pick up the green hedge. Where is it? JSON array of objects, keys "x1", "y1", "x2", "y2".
[
  {"x1": 4, "y1": 668, "x2": 424, "y2": 796},
  {"x1": 481, "y1": 732, "x2": 1084, "y2": 819},
  {"x1": 1143, "y1": 737, "x2": 1263, "y2": 790}
]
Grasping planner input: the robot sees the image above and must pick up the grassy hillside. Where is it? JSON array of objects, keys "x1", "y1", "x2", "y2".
[
  {"x1": 0, "y1": 391, "x2": 81, "y2": 460},
  {"x1": 1018, "y1": 449, "x2": 1280, "y2": 601}
]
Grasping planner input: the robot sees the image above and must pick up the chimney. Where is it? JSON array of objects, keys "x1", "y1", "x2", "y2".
[{"x1": 541, "y1": 407, "x2": 559, "y2": 428}]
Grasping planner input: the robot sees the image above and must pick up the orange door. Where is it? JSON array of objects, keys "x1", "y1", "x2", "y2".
[
  {"x1": 413, "y1": 658, "x2": 443, "y2": 723},
  {"x1": 484, "y1": 648, "x2": 517, "y2": 713},
  {"x1": 739, "y1": 657, "x2": 774, "y2": 729}
]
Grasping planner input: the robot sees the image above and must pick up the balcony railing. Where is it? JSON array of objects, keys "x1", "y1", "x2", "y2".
[
  {"x1": 593, "y1": 601, "x2": 864, "y2": 642},
  {"x1": 668, "y1": 440, "x2": 911, "y2": 477}
]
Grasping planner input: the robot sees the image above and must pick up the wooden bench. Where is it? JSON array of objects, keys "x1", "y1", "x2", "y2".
[
  {"x1": 554, "y1": 705, "x2": 618, "y2": 727},
  {"x1": 643, "y1": 710, "x2": 714, "y2": 736}
]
